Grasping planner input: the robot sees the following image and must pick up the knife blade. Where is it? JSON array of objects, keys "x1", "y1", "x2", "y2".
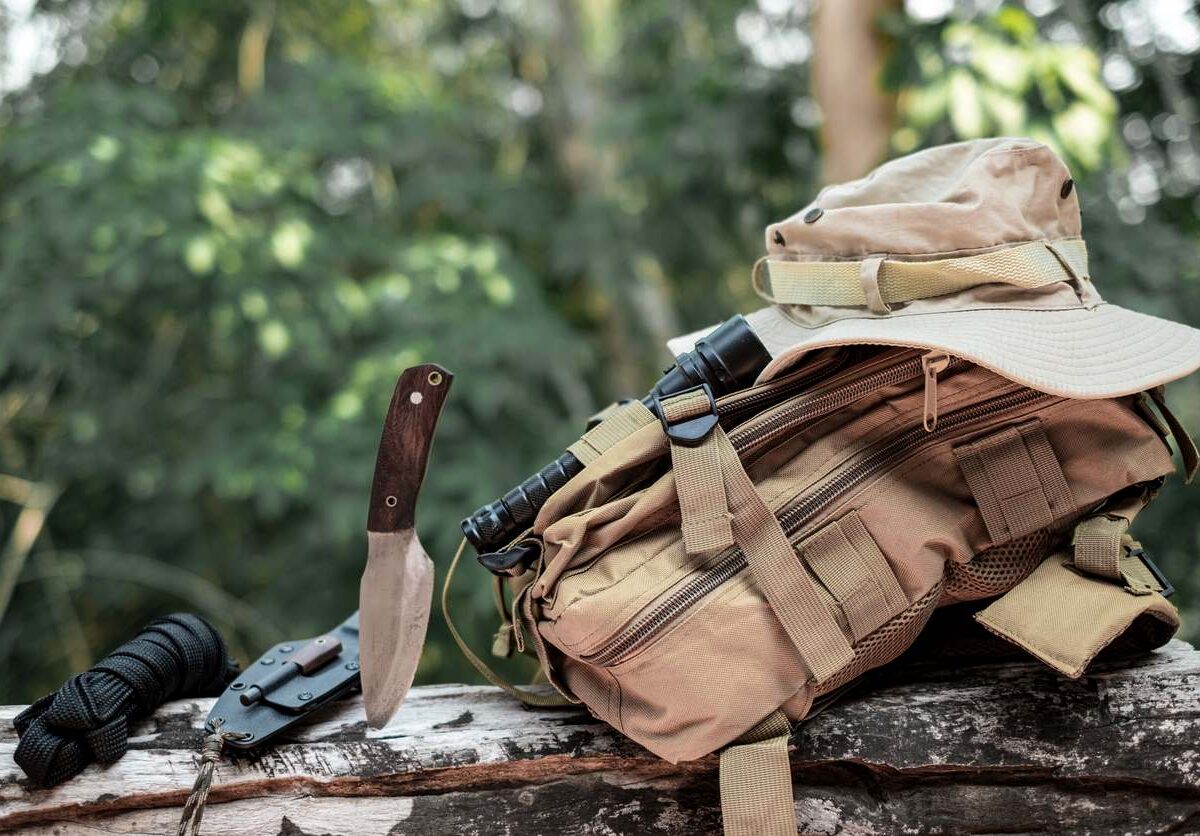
[{"x1": 358, "y1": 363, "x2": 452, "y2": 728}]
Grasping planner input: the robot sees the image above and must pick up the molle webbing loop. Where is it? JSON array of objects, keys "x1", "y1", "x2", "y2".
[
  {"x1": 567, "y1": 400, "x2": 657, "y2": 466},
  {"x1": 1071, "y1": 515, "x2": 1162, "y2": 596},
  {"x1": 1069, "y1": 488, "x2": 1159, "y2": 592},
  {"x1": 719, "y1": 710, "x2": 796, "y2": 836},
  {"x1": 1072, "y1": 515, "x2": 1128, "y2": 582},
  {"x1": 660, "y1": 391, "x2": 854, "y2": 683},
  {"x1": 978, "y1": 493, "x2": 1176, "y2": 677},
  {"x1": 753, "y1": 238, "x2": 1089, "y2": 308},
  {"x1": 800, "y1": 513, "x2": 909, "y2": 642},
  {"x1": 953, "y1": 419, "x2": 1074, "y2": 545},
  {"x1": 661, "y1": 390, "x2": 735, "y2": 555}
]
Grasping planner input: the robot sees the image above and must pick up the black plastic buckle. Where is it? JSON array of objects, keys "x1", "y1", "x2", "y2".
[
  {"x1": 478, "y1": 539, "x2": 542, "y2": 577},
  {"x1": 206, "y1": 612, "x2": 361, "y2": 748},
  {"x1": 655, "y1": 384, "x2": 718, "y2": 447},
  {"x1": 1128, "y1": 546, "x2": 1174, "y2": 598}
]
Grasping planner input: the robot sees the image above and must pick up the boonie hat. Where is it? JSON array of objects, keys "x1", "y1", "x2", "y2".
[{"x1": 670, "y1": 137, "x2": 1200, "y2": 398}]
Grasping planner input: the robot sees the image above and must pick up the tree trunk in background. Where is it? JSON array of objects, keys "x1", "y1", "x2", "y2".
[
  {"x1": 811, "y1": 0, "x2": 900, "y2": 184},
  {"x1": 539, "y1": 0, "x2": 683, "y2": 401}
]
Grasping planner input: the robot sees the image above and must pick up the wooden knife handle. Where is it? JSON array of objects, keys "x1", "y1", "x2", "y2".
[{"x1": 367, "y1": 363, "x2": 453, "y2": 533}]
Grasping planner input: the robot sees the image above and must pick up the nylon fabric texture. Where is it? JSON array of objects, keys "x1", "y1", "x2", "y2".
[
  {"x1": 457, "y1": 137, "x2": 1200, "y2": 835},
  {"x1": 719, "y1": 711, "x2": 796, "y2": 836},
  {"x1": 511, "y1": 352, "x2": 1185, "y2": 766}
]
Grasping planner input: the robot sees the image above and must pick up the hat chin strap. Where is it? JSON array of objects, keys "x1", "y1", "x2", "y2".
[{"x1": 753, "y1": 238, "x2": 1089, "y2": 310}]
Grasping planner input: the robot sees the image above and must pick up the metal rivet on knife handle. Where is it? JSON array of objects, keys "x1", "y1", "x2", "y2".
[{"x1": 360, "y1": 363, "x2": 454, "y2": 728}]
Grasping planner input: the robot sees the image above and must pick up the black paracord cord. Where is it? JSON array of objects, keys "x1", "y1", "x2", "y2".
[{"x1": 12, "y1": 613, "x2": 239, "y2": 787}]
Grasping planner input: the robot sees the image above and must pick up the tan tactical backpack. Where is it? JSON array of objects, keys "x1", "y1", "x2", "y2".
[{"x1": 446, "y1": 139, "x2": 1200, "y2": 836}]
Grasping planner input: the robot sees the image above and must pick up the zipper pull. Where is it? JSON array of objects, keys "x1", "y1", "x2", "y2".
[{"x1": 922, "y1": 351, "x2": 950, "y2": 432}]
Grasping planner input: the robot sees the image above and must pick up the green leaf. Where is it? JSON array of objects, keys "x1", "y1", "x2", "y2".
[
  {"x1": 1055, "y1": 45, "x2": 1118, "y2": 116},
  {"x1": 948, "y1": 70, "x2": 990, "y2": 139}
]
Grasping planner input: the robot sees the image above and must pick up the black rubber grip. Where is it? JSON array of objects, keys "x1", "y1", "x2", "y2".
[
  {"x1": 462, "y1": 315, "x2": 772, "y2": 556},
  {"x1": 461, "y1": 452, "x2": 583, "y2": 550}
]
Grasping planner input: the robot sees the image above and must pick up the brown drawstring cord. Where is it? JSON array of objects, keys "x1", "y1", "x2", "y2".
[{"x1": 177, "y1": 721, "x2": 245, "y2": 836}]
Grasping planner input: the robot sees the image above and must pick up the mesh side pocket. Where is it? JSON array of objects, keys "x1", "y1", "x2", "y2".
[
  {"x1": 943, "y1": 521, "x2": 1074, "y2": 603},
  {"x1": 812, "y1": 581, "x2": 943, "y2": 699}
]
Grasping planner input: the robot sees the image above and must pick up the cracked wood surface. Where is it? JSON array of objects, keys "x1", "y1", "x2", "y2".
[{"x1": 1, "y1": 640, "x2": 1197, "y2": 835}]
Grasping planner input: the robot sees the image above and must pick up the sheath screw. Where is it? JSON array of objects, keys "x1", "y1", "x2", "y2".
[
  {"x1": 260, "y1": 657, "x2": 275, "y2": 665},
  {"x1": 279, "y1": 645, "x2": 294, "y2": 653},
  {"x1": 298, "y1": 692, "x2": 313, "y2": 701},
  {"x1": 345, "y1": 661, "x2": 359, "y2": 671},
  {"x1": 803, "y1": 207, "x2": 824, "y2": 223},
  {"x1": 230, "y1": 682, "x2": 245, "y2": 690}
]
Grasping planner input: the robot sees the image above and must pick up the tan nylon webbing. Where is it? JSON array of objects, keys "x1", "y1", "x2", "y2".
[
  {"x1": 709, "y1": 426, "x2": 854, "y2": 682},
  {"x1": 754, "y1": 238, "x2": 1089, "y2": 307},
  {"x1": 1072, "y1": 515, "x2": 1126, "y2": 581},
  {"x1": 567, "y1": 400, "x2": 656, "y2": 466},
  {"x1": 662, "y1": 391, "x2": 736, "y2": 555},
  {"x1": 954, "y1": 420, "x2": 1074, "y2": 544},
  {"x1": 719, "y1": 711, "x2": 795, "y2": 836},
  {"x1": 801, "y1": 513, "x2": 909, "y2": 642},
  {"x1": 1072, "y1": 516, "x2": 1160, "y2": 595},
  {"x1": 659, "y1": 390, "x2": 853, "y2": 681}
]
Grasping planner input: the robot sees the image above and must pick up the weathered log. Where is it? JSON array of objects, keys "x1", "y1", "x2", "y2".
[{"x1": 2, "y1": 640, "x2": 1197, "y2": 835}]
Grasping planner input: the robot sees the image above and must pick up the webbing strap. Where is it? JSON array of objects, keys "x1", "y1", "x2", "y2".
[
  {"x1": 719, "y1": 711, "x2": 796, "y2": 836},
  {"x1": 954, "y1": 419, "x2": 1074, "y2": 544},
  {"x1": 567, "y1": 400, "x2": 657, "y2": 466},
  {"x1": 1072, "y1": 515, "x2": 1127, "y2": 582},
  {"x1": 801, "y1": 513, "x2": 909, "y2": 642},
  {"x1": 753, "y1": 238, "x2": 1088, "y2": 308},
  {"x1": 441, "y1": 538, "x2": 573, "y2": 708},
  {"x1": 703, "y1": 426, "x2": 853, "y2": 682},
  {"x1": 1071, "y1": 516, "x2": 1160, "y2": 595},
  {"x1": 662, "y1": 391, "x2": 735, "y2": 555},
  {"x1": 1148, "y1": 386, "x2": 1199, "y2": 483}
]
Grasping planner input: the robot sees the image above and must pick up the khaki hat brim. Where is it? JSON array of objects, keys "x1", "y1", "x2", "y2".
[{"x1": 670, "y1": 303, "x2": 1200, "y2": 399}]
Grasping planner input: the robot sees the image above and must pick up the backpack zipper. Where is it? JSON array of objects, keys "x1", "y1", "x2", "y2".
[
  {"x1": 580, "y1": 384, "x2": 1054, "y2": 667},
  {"x1": 542, "y1": 349, "x2": 931, "y2": 601},
  {"x1": 714, "y1": 347, "x2": 860, "y2": 425},
  {"x1": 729, "y1": 350, "x2": 962, "y2": 461}
]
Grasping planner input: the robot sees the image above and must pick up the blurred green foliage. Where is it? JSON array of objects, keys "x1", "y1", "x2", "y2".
[{"x1": 0, "y1": 0, "x2": 1198, "y2": 702}]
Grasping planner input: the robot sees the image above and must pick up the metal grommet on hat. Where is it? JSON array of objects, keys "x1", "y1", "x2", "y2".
[{"x1": 803, "y1": 207, "x2": 824, "y2": 224}]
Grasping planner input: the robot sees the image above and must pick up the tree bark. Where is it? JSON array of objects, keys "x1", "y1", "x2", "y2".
[
  {"x1": 2, "y1": 641, "x2": 1197, "y2": 834},
  {"x1": 811, "y1": 0, "x2": 901, "y2": 184}
]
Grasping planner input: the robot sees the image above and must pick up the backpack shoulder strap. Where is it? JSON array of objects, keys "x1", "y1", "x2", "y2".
[{"x1": 719, "y1": 710, "x2": 796, "y2": 836}]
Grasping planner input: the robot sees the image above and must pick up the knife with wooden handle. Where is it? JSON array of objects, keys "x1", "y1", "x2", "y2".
[{"x1": 358, "y1": 363, "x2": 452, "y2": 728}]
